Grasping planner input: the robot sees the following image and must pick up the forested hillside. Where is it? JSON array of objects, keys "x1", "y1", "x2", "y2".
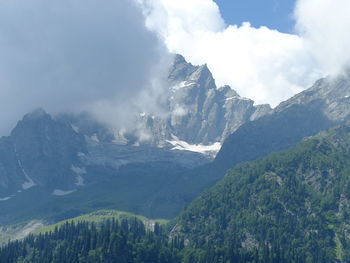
[
  {"x1": 174, "y1": 125, "x2": 350, "y2": 262},
  {"x1": 0, "y1": 217, "x2": 305, "y2": 263}
]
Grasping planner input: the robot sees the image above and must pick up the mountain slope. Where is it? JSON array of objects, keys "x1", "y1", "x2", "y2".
[
  {"x1": 173, "y1": 125, "x2": 350, "y2": 262},
  {"x1": 216, "y1": 73, "x2": 350, "y2": 169}
]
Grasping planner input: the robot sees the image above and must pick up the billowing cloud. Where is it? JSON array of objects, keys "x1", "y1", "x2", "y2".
[
  {"x1": 139, "y1": 0, "x2": 324, "y2": 107},
  {"x1": 2, "y1": 0, "x2": 348, "y2": 136},
  {"x1": 295, "y1": 0, "x2": 350, "y2": 75},
  {"x1": 0, "y1": 0, "x2": 170, "y2": 135}
]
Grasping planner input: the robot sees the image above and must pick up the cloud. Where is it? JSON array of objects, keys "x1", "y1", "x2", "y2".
[
  {"x1": 139, "y1": 0, "x2": 324, "y2": 107},
  {"x1": 294, "y1": 0, "x2": 350, "y2": 75},
  {"x1": 0, "y1": 0, "x2": 170, "y2": 135},
  {"x1": 2, "y1": 0, "x2": 347, "y2": 137}
]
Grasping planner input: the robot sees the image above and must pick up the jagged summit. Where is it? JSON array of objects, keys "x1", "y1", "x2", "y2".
[
  {"x1": 137, "y1": 54, "x2": 272, "y2": 147},
  {"x1": 218, "y1": 85, "x2": 239, "y2": 97},
  {"x1": 172, "y1": 54, "x2": 186, "y2": 65}
]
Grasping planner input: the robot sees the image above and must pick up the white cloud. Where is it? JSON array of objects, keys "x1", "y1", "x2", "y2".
[
  {"x1": 1, "y1": 0, "x2": 347, "y2": 136},
  {"x1": 295, "y1": 0, "x2": 350, "y2": 75},
  {"x1": 139, "y1": 0, "x2": 324, "y2": 107},
  {"x1": 0, "y1": 0, "x2": 170, "y2": 135}
]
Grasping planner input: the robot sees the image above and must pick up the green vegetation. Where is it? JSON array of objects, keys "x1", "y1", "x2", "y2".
[
  {"x1": 0, "y1": 218, "x2": 177, "y2": 263},
  {"x1": 36, "y1": 210, "x2": 168, "y2": 234},
  {"x1": 0, "y1": 217, "x2": 303, "y2": 263},
  {"x1": 174, "y1": 125, "x2": 350, "y2": 262}
]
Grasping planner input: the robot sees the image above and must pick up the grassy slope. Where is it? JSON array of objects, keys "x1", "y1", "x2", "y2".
[{"x1": 36, "y1": 209, "x2": 168, "y2": 234}]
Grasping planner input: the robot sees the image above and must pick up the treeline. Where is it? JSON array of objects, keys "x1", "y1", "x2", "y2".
[
  {"x1": 0, "y1": 218, "x2": 178, "y2": 263},
  {"x1": 0, "y1": 218, "x2": 306, "y2": 263}
]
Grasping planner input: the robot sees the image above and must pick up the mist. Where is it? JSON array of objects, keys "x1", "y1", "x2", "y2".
[{"x1": 0, "y1": 0, "x2": 170, "y2": 135}]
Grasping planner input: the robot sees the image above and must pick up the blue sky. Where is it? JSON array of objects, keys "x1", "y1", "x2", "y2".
[{"x1": 214, "y1": 0, "x2": 296, "y2": 33}]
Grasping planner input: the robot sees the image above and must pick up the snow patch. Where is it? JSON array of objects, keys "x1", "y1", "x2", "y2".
[
  {"x1": 19, "y1": 159, "x2": 36, "y2": 190},
  {"x1": 71, "y1": 166, "x2": 86, "y2": 174},
  {"x1": 14, "y1": 145, "x2": 36, "y2": 190},
  {"x1": 90, "y1": 134, "x2": 100, "y2": 143},
  {"x1": 225, "y1": 96, "x2": 250, "y2": 102},
  {"x1": 225, "y1": 96, "x2": 240, "y2": 101},
  {"x1": 71, "y1": 125, "x2": 79, "y2": 133},
  {"x1": 71, "y1": 166, "x2": 86, "y2": 186},
  {"x1": 171, "y1": 81, "x2": 195, "y2": 91},
  {"x1": 0, "y1": 196, "x2": 13, "y2": 201},
  {"x1": 77, "y1": 152, "x2": 86, "y2": 158},
  {"x1": 52, "y1": 189, "x2": 75, "y2": 196},
  {"x1": 75, "y1": 175, "x2": 85, "y2": 186},
  {"x1": 172, "y1": 106, "x2": 188, "y2": 116},
  {"x1": 166, "y1": 135, "x2": 221, "y2": 156}
]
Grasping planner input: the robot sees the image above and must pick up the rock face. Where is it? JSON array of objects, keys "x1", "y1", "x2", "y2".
[
  {"x1": 138, "y1": 55, "x2": 271, "y2": 146},
  {"x1": 0, "y1": 109, "x2": 86, "y2": 196},
  {"x1": 276, "y1": 75, "x2": 350, "y2": 121},
  {"x1": 216, "y1": 72, "x2": 350, "y2": 170}
]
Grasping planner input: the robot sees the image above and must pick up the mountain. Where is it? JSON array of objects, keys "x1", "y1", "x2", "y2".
[
  {"x1": 69, "y1": 54, "x2": 271, "y2": 152},
  {"x1": 1, "y1": 55, "x2": 350, "y2": 230},
  {"x1": 152, "y1": 73, "x2": 350, "y2": 229},
  {"x1": 216, "y1": 73, "x2": 350, "y2": 170},
  {"x1": 1, "y1": 61, "x2": 350, "y2": 262},
  {"x1": 0, "y1": 54, "x2": 273, "y2": 224},
  {"x1": 139, "y1": 54, "x2": 271, "y2": 146},
  {"x1": 172, "y1": 125, "x2": 350, "y2": 262},
  {"x1": 0, "y1": 110, "x2": 210, "y2": 224},
  {"x1": 0, "y1": 109, "x2": 86, "y2": 197}
]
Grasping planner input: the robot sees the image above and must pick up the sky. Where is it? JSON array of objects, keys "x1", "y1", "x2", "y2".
[
  {"x1": 140, "y1": 0, "x2": 350, "y2": 106},
  {"x1": 0, "y1": 0, "x2": 350, "y2": 134},
  {"x1": 213, "y1": 0, "x2": 296, "y2": 33}
]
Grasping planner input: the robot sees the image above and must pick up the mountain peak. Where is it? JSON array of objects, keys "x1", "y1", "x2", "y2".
[
  {"x1": 218, "y1": 85, "x2": 240, "y2": 98},
  {"x1": 22, "y1": 108, "x2": 51, "y2": 121},
  {"x1": 173, "y1": 54, "x2": 187, "y2": 65}
]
